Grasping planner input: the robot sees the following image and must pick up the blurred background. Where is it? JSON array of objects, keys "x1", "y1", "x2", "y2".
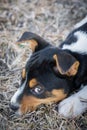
[
  {"x1": 0, "y1": 0, "x2": 87, "y2": 43},
  {"x1": 0, "y1": 0, "x2": 87, "y2": 130}
]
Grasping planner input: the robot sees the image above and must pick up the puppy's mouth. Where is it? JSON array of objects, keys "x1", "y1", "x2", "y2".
[
  {"x1": 10, "y1": 102, "x2": 40, "y2": 116},
  {"x1": 10, "y1": 89, "x2": 67, "y2": 115},
  {"x1": 14, "y1": 109, "x2": 22, "y2": 116}
]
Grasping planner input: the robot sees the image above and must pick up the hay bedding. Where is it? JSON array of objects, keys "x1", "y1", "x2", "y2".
[{"x1": 0, "y1": 0, "x2": 87, "y2": 129}]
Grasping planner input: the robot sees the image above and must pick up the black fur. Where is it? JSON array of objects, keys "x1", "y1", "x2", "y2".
[
  {"x1": 28, "y1": 22, "x2": 87, "y2": 93},
  {"x1": 10, "y1": 21, "x2": 87, "y2": 115}
]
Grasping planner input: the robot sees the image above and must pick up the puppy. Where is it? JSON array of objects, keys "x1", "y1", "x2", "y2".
[{"x1": 10, "y1": 18, "x2": 87, "y2": 117}]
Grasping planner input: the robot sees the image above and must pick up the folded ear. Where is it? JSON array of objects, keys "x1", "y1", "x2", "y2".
[
  {"x1": 16, "y1": 32, "x2": 50, "y2": 52},
  {"x1": 53, "y1": 52, "x2": 80, "y2": 76}
]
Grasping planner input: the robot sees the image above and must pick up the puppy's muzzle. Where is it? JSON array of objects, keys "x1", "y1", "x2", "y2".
[{"x1": 9, "y1": 103, "x2": 19, "y2": 112}]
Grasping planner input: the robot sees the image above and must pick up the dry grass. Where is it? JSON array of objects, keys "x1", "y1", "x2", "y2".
[{"x1": 0, "y1": 0, "x2": 87, "y2": 130}]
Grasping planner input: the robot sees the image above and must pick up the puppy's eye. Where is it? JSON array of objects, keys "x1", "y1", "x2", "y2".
[
  {"x1": 34, "y1": 87, "x2": 42, "y2": 94},
  {"x1": 31, "y1": 86, "x2": 44, "y2": 95}
]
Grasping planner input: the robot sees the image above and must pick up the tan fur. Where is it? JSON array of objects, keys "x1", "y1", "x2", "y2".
[
  {"x1": 66, "y1": 61, "x2": 80, "y2": 76},
  {"x1": 29, "y1": 78, "x2": 38, "y2": 88},
  {"x1": 20, "y1": 89, "x2": 67, "y2": 114},
  {"x1": 29, "y1": 40, "x2": 38, "y2": 52},
  {"x1": 22, "y1": 68, "x2": 26, "y2": 79},
  {"x1": 53, "y1": 54, "x2": 80, "y2": 76},
  {"x1": 16, "y1": 40, "x2": 38, "y2": 52}
]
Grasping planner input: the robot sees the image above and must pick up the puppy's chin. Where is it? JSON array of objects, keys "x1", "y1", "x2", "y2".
[
  {"x1": 15, "y1": 108, "x2": 32, "y2": 117},
  {"x1": 15, "y1": 109, "x2": 23, "y2": 117}
]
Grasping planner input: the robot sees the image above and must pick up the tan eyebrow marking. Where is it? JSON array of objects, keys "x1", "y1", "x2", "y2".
[
  {"x1": 29, "y1": 78, "x2": 38, "y2": 88},
  {"x1": 22, "y1": 68, "x2": 26, "y2": 79}
]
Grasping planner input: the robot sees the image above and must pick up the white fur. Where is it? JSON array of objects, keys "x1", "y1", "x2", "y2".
[
  {"x1": 74, "y1": 16, "x2": 87, "y2": 28},
  {"x1": 62, "y1": 31, "x2": 87, "y2": 54},
  {"x1": 15, "y1": 109, "x2": 22, "y2": 116},
  {"x1": 58, "y1": 86, "x2": 87, "y2": 118},
  {"x1": 11, "y1": 79, "x2": 26, "y2": 106}
]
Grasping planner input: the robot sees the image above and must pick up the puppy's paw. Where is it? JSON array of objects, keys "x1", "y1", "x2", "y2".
[{"x1": 58, "y1": 95, "x2": 87, "y2": 118}]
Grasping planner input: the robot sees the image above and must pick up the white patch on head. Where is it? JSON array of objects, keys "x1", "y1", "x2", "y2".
[
  {"x1": 62, "y1": 31, "x2": 87, "y2": 54},
  {"x1": 11, "y1": 80, "x2": 27, "y2": 106},
  {"x1": 58, "y1": 86, "x2": 87, "y2": 118},
  {"x1": 74, "y1": 16, "x2": 87, "y2": 29}
]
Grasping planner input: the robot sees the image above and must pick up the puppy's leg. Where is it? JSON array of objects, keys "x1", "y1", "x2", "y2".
[{"x1": 58, "y1": 85, "x2": 87, "y2": 118}]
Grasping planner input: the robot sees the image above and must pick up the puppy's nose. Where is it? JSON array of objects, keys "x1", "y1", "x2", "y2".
[{"x1": 9, "y1": 103, "x2": 19, "y2": 111}]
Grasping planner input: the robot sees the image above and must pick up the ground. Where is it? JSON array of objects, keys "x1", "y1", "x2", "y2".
[{"x1": 0, "y1": 0, "x2": 87, "y2": 130}]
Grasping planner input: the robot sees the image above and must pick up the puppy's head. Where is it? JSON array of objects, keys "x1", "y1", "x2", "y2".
[
  {"x1": 10, "y1": 62, "x2": 69, "y2": 115},
  {"x1": 10, "y1": 32, "x2": 80, "y2": 115}
]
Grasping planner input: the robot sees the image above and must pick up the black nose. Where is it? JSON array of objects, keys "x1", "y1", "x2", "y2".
[{"x1": 9, "y1": 103, "x2": 19, "y2": 111}]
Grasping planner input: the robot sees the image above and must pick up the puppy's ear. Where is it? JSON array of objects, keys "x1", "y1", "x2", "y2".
[
  {"x1": 16, "y1": 32, "x2": 50, "y2": 52},
  {"x1": 53, "y1": 52, "x2": 80, "y2": 76}
]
